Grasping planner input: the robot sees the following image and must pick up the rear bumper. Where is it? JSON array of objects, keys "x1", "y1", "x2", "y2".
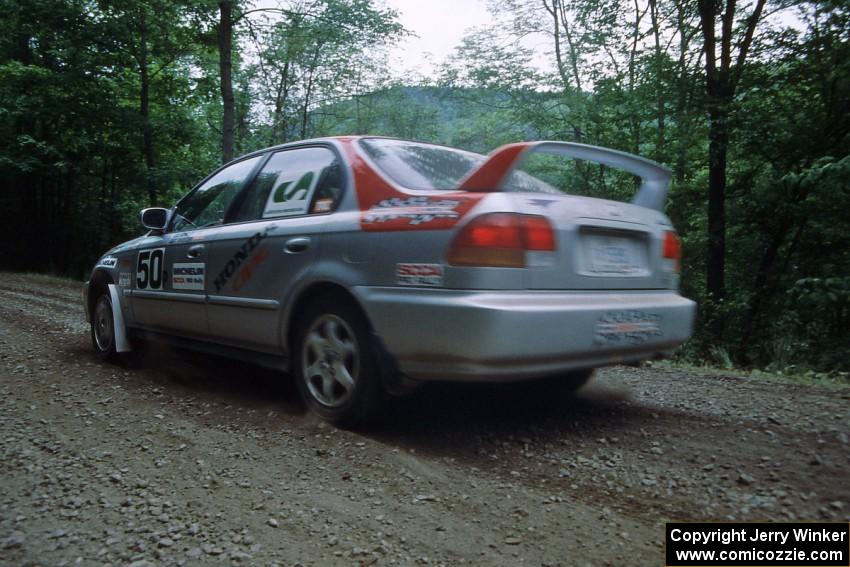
[{"x1": 353, "y1": 287, "x2": 696, "y2": 382}]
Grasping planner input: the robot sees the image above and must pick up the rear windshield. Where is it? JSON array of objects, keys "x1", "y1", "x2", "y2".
[{"x1": 359, "y1": 138, "x2": 558, "y2": 194}]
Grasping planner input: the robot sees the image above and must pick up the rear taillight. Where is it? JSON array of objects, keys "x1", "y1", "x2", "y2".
[
  {"x1": 448, "y1": 213, "x2": 556, "y2": 268},
  {"x1": 662, "y1": 230, "x2": 681, "y2": 272},
  {"x1": 524, "y1": 215, "x2": 556, "y2": 250}
]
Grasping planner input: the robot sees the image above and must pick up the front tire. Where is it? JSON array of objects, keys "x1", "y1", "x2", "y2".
[
  {"x1": 91, "y1": 292, "x2": 118, "y2": 362},
  {"x1": 293, "y1": 298, "x2": 384, "y2": 426}
]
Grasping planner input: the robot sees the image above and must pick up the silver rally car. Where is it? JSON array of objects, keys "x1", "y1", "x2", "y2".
[{"x1": 83, "y1": 136, "x2": 696, "y2": 425}]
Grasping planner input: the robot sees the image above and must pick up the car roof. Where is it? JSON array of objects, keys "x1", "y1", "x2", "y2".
[{"x1": 230, "y1": 136, "x2": 485, "y2": 163}]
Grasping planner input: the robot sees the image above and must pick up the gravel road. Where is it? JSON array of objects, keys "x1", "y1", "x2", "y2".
[{"x1": 1, "y1": 273, "x2": 848, "y2": 566}]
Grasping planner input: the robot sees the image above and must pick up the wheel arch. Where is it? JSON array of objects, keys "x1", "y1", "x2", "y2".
[
  {"x1": 283, "y1": 280, "x2": 373, "y2": 354},
  {"x1": 87, "y1": 269, "x2": 114, "y2": 321}
]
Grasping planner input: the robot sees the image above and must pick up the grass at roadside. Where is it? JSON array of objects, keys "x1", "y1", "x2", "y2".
[
  {"x1": 2, "y1": 271, "x2": 84, "y2": 289},
  {"x1": 655, "y1": 358, "x2": 850, "y2": 388}
]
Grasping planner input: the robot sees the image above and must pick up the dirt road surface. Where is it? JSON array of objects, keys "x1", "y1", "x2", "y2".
[{"x1": 1, "y1": 273, "x2": 848, "y2": 566}]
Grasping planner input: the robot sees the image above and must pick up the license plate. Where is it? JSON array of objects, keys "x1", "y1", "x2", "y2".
[
  {"x1": 585, "y1": 234, "x2": 642, "y2": 274},
  {"x1": 594, "y1": 311, "x2": 662, "y2": 345}
]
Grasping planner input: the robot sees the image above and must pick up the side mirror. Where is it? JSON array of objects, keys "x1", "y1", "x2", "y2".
[{"x1": 140, "y1": 207, "x2": 169, "y2": 231}]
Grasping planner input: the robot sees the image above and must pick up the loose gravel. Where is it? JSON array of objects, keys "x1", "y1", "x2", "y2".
[{"x1": 1, "y1": 273, "x2": 848, "y2": 566}]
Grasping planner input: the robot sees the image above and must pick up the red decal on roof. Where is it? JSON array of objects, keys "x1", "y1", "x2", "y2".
[{"x1": 339, "y1": 139, "x2": 484, "y2": 232}]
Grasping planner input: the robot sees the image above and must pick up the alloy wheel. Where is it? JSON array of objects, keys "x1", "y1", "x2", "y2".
[
  {"x1": 93, "y1": 296, "x2": 114, "y2": 352},
  {"x1": 301, "y1": 314, "x2": 359, "y2": 408}
]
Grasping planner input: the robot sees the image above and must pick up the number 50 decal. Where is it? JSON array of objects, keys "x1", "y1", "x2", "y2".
[{"x1": 137, "y1": 248, "x2": 165, "y2": 289}]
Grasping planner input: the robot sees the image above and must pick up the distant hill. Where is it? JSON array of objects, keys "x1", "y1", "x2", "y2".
[{"x1": 310, "y1": 85, "x2": 548, "y2": 153}]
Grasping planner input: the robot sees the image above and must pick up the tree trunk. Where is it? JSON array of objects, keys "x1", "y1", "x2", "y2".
[
  {"x1": 543, "y1": 0, "x2": 582, "y2": 93},
  {"x1": 10, "y1": 32, "x2": 40, "y2": 270},
  {"x1": 218, "y1": 1, "x2": 235, "y2": 163},
  {"x1": 739, "y1": 217, "x2": 796, "y2": 351},
  {"x1": 698, "y1": 0, "x2": 766, "y2": 340},
  {"x1": 672, "y1": 0, "x2": 693, "y2": 183},
  {"x1": 300, "y1": 45, "x2": 321, "y2": 140},
  {"x1": 706, "y1": 101, "x2": 728, "y2": 312},
  {"x1": 649, "y1": 0, "x2": 666, "y2": 161},
  {"x1": 699, "y1": 0, "x2": 729, "y2": 341},
  {"x1": 269, "y1": 59, "x2": 291, "y2": 145},
  {"x1": 627, "y1": 0, "x2": 647, "y2": 155},
  {"x1": 139, "y1": 10, "x2": 156, "y2": 205}
]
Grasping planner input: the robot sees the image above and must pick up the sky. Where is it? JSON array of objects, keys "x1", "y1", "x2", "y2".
[
  {"x1": 249, "y1": 0, "x2": 508, "y2": 78},
  {"x1": 248, "y1": 0, "x2": 562, "y2": 80},
  {"x1": 248, "y1": 0, "x2": 803, "y2": 81},
  {"x1": 380, "y1": 0, "x2": 499, "y2": 77}
]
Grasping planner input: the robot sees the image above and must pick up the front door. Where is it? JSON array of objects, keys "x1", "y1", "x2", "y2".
[
  {"x1": 129, "y1": 234, "x2": 209, "y2": 336},
  {"x1": 129, "y1": 154, "x2": 264, "y2": 337}
]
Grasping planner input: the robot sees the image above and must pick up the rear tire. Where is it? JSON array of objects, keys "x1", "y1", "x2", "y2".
[
  {"x1": 293, "y1": 297, "x2": 385, "y2": 427},
  {"x1": 91, "y1": 292, "x2": 118, "y2": 362}
]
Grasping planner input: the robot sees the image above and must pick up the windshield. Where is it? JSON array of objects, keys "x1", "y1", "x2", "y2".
[{"x1": 359, "y1": 138, "x2": 558, "y2": 194}]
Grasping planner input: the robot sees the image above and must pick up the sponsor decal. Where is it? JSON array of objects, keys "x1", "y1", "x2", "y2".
[
  {"x1": 171, "y1": 231, "x2": 209, "y2": 244},
  {"x1": 213, "y1": 225, "x2": 276, "y2": 293},
  {"x1": 593, "y1": 311, "x2": 662, "y2": 345},
  {"x1": 118, "y1": 272, "x2": 131, "y2": 287},
  {"x1": 396, "y1": 263, "x2": 444, "y2": 287},
  {"x1": 313, "y1": 198, "x2": 334, "y2": 213},
  {"x1": 363, "y1": 197, "x2": 461, "y2": 226},
  {"x1": 263, "y1": 170, "x2": 319, "y2": 218},
  {"x1": 172, "y1": 262, "x2": 205, "y2": 291},
  {"x1": 231, "y1": 244, "x2": 269, "y2": 292},
  {"x1": 528, "y1": 198, "x2": 556, "y2": 208},
  {"x1": 96, "y1": 256, "x2": 118, "y2": 268},
  {"x1": 136, "y1": 248, "x2": 165, "y2": 290}
]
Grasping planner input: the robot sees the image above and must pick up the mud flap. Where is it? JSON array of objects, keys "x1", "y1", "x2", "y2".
[
  {"x1": 108, "y1": 284, "x2": 132, "y2": 353},
  {"x1": 371, "y1": 332, "x2": 420, "y2": 397}
]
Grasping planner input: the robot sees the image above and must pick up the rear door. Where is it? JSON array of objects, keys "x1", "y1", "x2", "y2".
[{"x1": 204, "y1": 145, "x2": 347, "y2": 352}]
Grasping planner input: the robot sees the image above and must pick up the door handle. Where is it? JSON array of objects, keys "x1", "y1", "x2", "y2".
[
  {"x1": 187, "y1": 244, "x2": 205, "y2": 259},
  {"x1": 284, "y1": 237, "x2": 311, "y2": 254}
]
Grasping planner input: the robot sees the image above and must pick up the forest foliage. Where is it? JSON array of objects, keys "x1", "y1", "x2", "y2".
[{"x1": 0, "y1": 0, "x2": 847, "y2": 372}]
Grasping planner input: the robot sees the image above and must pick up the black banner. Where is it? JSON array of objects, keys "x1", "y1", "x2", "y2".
[{"x1": 665, "y1": 522, "x2": 849, "y2": 566}]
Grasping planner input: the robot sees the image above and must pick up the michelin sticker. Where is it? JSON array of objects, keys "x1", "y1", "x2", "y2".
[
  {"x1": 97, "y1": 256, "x2": 118, "y2": 268},
  {"x1": 396, "y1": 263, "x2": 444, "y2": 287},
  {"x1": 172, "y1": 263, "x2": 205, "y2": 291},
  {"x1": 263, "y1": 170, "x2": 319, "y2": 218}
]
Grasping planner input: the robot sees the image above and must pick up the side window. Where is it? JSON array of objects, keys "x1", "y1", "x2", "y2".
[
  {"x1": 171, "y1": 156, "x2": 261, "y2": 232},
  {"x1": 233, "y1": 147, "x2": 344, "y2": 222}
]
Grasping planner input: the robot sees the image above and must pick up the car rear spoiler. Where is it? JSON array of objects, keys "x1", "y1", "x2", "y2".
[{"x1": 458, "y1": 141, "x2": 672, "y2": 212}]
